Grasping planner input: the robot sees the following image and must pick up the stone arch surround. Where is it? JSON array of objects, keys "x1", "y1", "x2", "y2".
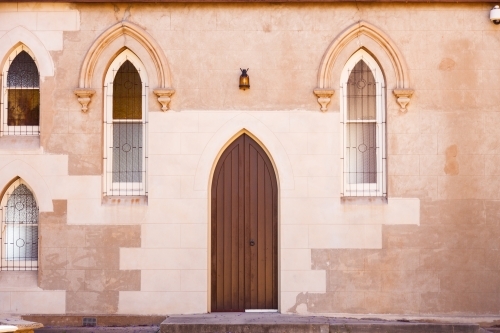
[
  {"x1": 0, "y1": 160, "x2": 53, "y2": 212},
  {"x1": 78, "y1": 20, "x2": 173, "y2": 90},
  {"x1": 194, "y1": 112, "x2": 295, "y2": 192},
  {"x1": 317, "y1": 20, "x2": 411, "y2": 90},
  {"x1": 0, "y1": 26, "x2": 54, "y2": 77}
]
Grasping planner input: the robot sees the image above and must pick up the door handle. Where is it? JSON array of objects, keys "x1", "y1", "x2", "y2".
[{"x1": 250, "y1": 239, "x2": 255, "y2": 246}]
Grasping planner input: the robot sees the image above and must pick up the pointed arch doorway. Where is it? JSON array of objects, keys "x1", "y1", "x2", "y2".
[{"x1": 211, "y1": 133, "x2": 278, "y2": 312}]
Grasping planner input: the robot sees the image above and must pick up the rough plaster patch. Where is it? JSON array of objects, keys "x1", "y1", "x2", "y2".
[{"x1": 444, "y1": 144, "x2": 459, "y2": 176}]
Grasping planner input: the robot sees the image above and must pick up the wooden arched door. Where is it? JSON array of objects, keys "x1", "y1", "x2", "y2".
[{"x1": 211, "y1": 134, "x2": 278, "y2": 312}]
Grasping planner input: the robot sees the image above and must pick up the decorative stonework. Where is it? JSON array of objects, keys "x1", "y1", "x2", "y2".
[
  {"x1": 313, "y1": 89, "x2": 335, "y2": 112},
  {"x1": 153, "y1": 89, "x2": 176, "y2": 111},
  {"x1": 74, "y1": 89, "x2": 95, "y2": 112},
  {"x1": 393, "y1": 89, "x2": 414, "y2": 113}
]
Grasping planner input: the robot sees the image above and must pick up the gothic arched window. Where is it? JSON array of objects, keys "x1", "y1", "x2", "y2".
[
  {"x1": 1, "y1": 46, "x2": 40, "y2": 136},
  {"x1": 1, "y1": 179, "x2": 39, "y2": 270},
  {"x1": 340, "y1": 50, "x2": 386, "y2": 197},
  {"x1": 104, "y1": 50, "x2": 148, "y2": 196}
]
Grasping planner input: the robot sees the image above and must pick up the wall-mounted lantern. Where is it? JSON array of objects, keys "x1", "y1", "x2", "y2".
[
  {"x1": 491, "y1": 5, "x2": 500, "y2": 24},
  {"x1": 239, "y1": 68, "x2": 250, "y2": 90}
]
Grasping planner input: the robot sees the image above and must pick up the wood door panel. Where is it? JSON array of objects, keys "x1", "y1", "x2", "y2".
[{"x1": 211, "y1": 134, "x2": 277, "y2": 312}]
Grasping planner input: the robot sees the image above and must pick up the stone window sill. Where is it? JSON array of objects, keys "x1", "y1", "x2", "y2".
[
  {"x1": 341, "y1": 196, "x2": 388, "y2": 205},
  {"x1": 102, "y1": 196, "x2": 148, "y2": 206}
]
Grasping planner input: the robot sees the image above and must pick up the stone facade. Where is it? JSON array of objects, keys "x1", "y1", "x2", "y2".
[{"x1": 0, "y1": 1, "x2": 499, "y2": 319}]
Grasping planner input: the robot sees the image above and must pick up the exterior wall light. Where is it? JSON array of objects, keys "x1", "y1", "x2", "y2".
[
  {"x1": 239, "y1": 68, "x2": 250, "y2": 90},
  {"x1": 491, "y1": 5, "x2": 500, "y2": 24}
]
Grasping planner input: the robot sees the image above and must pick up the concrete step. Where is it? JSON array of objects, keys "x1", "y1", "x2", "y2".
[{"x1": 160, "y1": 313, "x2": 482, "y2": 333}]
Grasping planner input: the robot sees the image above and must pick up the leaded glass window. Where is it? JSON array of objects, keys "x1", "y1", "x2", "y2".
[
  {"x1": 1, "y1": 47, "x2": 40, "y2": 135},
  {"x1": 341, "y1": 50, "x2": 386, "y2": 197},
  {"x1": 1, "y1": 181, "x2": 39, "y2": 271},
  {"x1": 104, "y1": 50, "x2": 148, "y2": 196}
]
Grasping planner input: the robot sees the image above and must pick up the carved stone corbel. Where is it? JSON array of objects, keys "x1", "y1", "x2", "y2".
[
  {"x1": 153, "y1": 88, "x2": 175, "y2": 112},
  {"x1": 313, "y1": 88, "x2": 335, "y2": 112},
  {"x1": 393, "y1": 89, "x2": 414, "y2": 113},
  {"x1": 74, "y1": 89, "x2": 95, "y2": 113}
]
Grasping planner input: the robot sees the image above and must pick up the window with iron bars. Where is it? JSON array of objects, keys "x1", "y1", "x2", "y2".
[
  {"x1": 1, "y1": 45, "x2": 40, "y2": 136},
  {"x1": 0, "y1": 179, "x2": 39, "y2": 271},
  {"x1": 104, "y1": 50, "x2": 148, "y2": 197},
  {"x1": 340, "y1": 49, "x2": 386, "y2": 197}
]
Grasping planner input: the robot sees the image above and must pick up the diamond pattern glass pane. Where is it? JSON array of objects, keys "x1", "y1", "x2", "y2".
[
  {"x1": 347, "y1": 60, "x2": 376, "y2": 120},
  {"x1": 7, "y1": 51, "x2": 39, "y2": 88},
  {"x1": 346, "y1": 123, "x2": 377, "y2": 184},
  {"x1": 112, "y1": 123, "x2": 143, "y2": 182},
  {"x1": 4, "y1": 184, "x2": 39, "y2": 261}
]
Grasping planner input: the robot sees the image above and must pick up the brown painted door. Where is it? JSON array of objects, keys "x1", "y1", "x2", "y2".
[{"x1": 211, "y1": 134, "x2": 278, "y2": 312}]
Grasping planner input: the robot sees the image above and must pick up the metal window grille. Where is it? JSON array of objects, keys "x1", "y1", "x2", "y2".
[
  {"x1": 341, "y1": 59, "x2": 386, "y2": 197},
  {"x1": 0, "y1": 181, "x2": 39, "y2": 271},
  {"x1": 104, "y1": 59, "x2": 148, "y2": 196},
  {"x1": 1, "y1": 49, "x2": 40, "y2": 136}
]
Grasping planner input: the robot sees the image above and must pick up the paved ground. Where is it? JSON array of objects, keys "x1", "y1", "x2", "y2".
[
  {"x1": 35, "y1": 327, "x2": 160, "y2": 333},
  {"x1": 28, "y1": 313, "x2": 500, "y2": 333}
]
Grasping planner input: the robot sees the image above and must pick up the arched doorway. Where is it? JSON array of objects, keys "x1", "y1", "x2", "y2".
[{"x1": 211, "y1": 133, "x2": 278, "y2": 312}]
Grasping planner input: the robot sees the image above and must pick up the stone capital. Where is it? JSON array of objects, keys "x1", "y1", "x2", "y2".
[
  {"x1": 153, "y1": 88, "x2": 176, "y2": 112},
  {"x1": 74, "y1": 88, "x2": 95, "y2": 113},
  {"x1": 393, "y1": 89, "x2": 414, "y2": 113},
  {"x1": 313, "y1": 88, "x2": 335, "y2": 112}
]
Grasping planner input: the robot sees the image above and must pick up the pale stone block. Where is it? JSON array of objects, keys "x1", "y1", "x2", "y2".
[
  {"x1": 171, "y1": 7, "x2": 216, "y2": 31},
  {"x1": 308, "y1": 224, "x2": 382, "y2": 249},
  {"x1": 281, "y1": 177, "x2": 308, "y2": 198},
  {"x1": 36, "y1": 11, "x2": 79, "y2": 31},
  {"x1": 307, "y1": 177, "x2": 338, "y2": 198},
  {"x1": 281, "y1": 270, "x2": 326, "y2": 292},
  {"x1": 181, "y1": 224, "x2": 207, "y2": 249},
  {"x1": 198, "y1": 112, "x2": 241, "y2": 133},
  {"x1": 281, "y1": 291, "x2": 300, "y2": 313},
  {"x1": 149, "y1": 133, "x2": 181, "y2": 155},
  {"x1": 142, "y1": 224, "x2": 181, "y2": 248},
  {"x1": 282, "y1": 198, "x2": 341, "y2": 225},
  {"x1": 253, "y1": 111, "x2": 290, "y2": 133},
  {"x1": 147, "y1": 199, "x2": 207, "y2": 224},
  {"x1": 290, "y1": 112, "x2": 337, "y2": 133},
  {"x1": 118, "y1": 291, "x2": 207, "y2": 314},
  {"x1": 339, "y1": 198, "x2": 420, "y2": 226},
  {"x1": 149, "y1": 155, "x2": 200, "y2": 176},
  {"x1": 0, "y1": 292, "x2": 11, "y2": 312},
  {"x1": 34, "y1": 31, "x2": 63, "y2": 51},
  {"x1": 120, "y1": 248, "x2": 207, "y2": 270},
  {"x1": 180, "y1": 176, "x2": 207, "y2": 198},
  {"x1": 0, "y1": 12, "x2": 37, "y2": 30},
  {"x1": 180, "y1": 270, "x2": 207, "y2": 292},
  {"x1": 288, "y1": 154, "x2": 336, "y2": 177},
  {"x1": 181, "y1": 133, "x2": 214, "y2": 155},
  {"x1": 0, "y1": 271, "x2": 38, "y2": 291},
  {"x1": 275, "y1": 132, "x2": 308, "y2": 155},
  {"x1": 141, "y1": 270, "x2": 181, "y2": 292},
  {"x1": 307, "y1": 132, "x2": 336, "y2": 155},
  {"x1": 19, "y1": 155, "x2": 68, "y2": 176},
  {"x1": 383, "y1": 198, "x2": 420, "y2": 226},
  {"x1": 9, "y1": 291, "x2": 65, "y2": 314},
  {"x1": 149, "y1": 111, "x2": 198, "y2": 133},
  {"x1": 281, "y1": 225, "x2": 309, "y2": 249},
  {"x1": 281, "y1": 249, "x2": 311, "y2": 271},
  {"x1": 149, "y1": 176, "x2": 181, "y2": 199}
]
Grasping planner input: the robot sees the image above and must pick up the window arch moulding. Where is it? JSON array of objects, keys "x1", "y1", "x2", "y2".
[
  {"x1": 0, "y1": 26, "x2": 54, "y2": 78},
  {"x1": 74, "y1": 21, "x2": 174, "y2": 113},
  {"x1": 314, "y1": 21, "x2": 413, "y2": 113}
]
